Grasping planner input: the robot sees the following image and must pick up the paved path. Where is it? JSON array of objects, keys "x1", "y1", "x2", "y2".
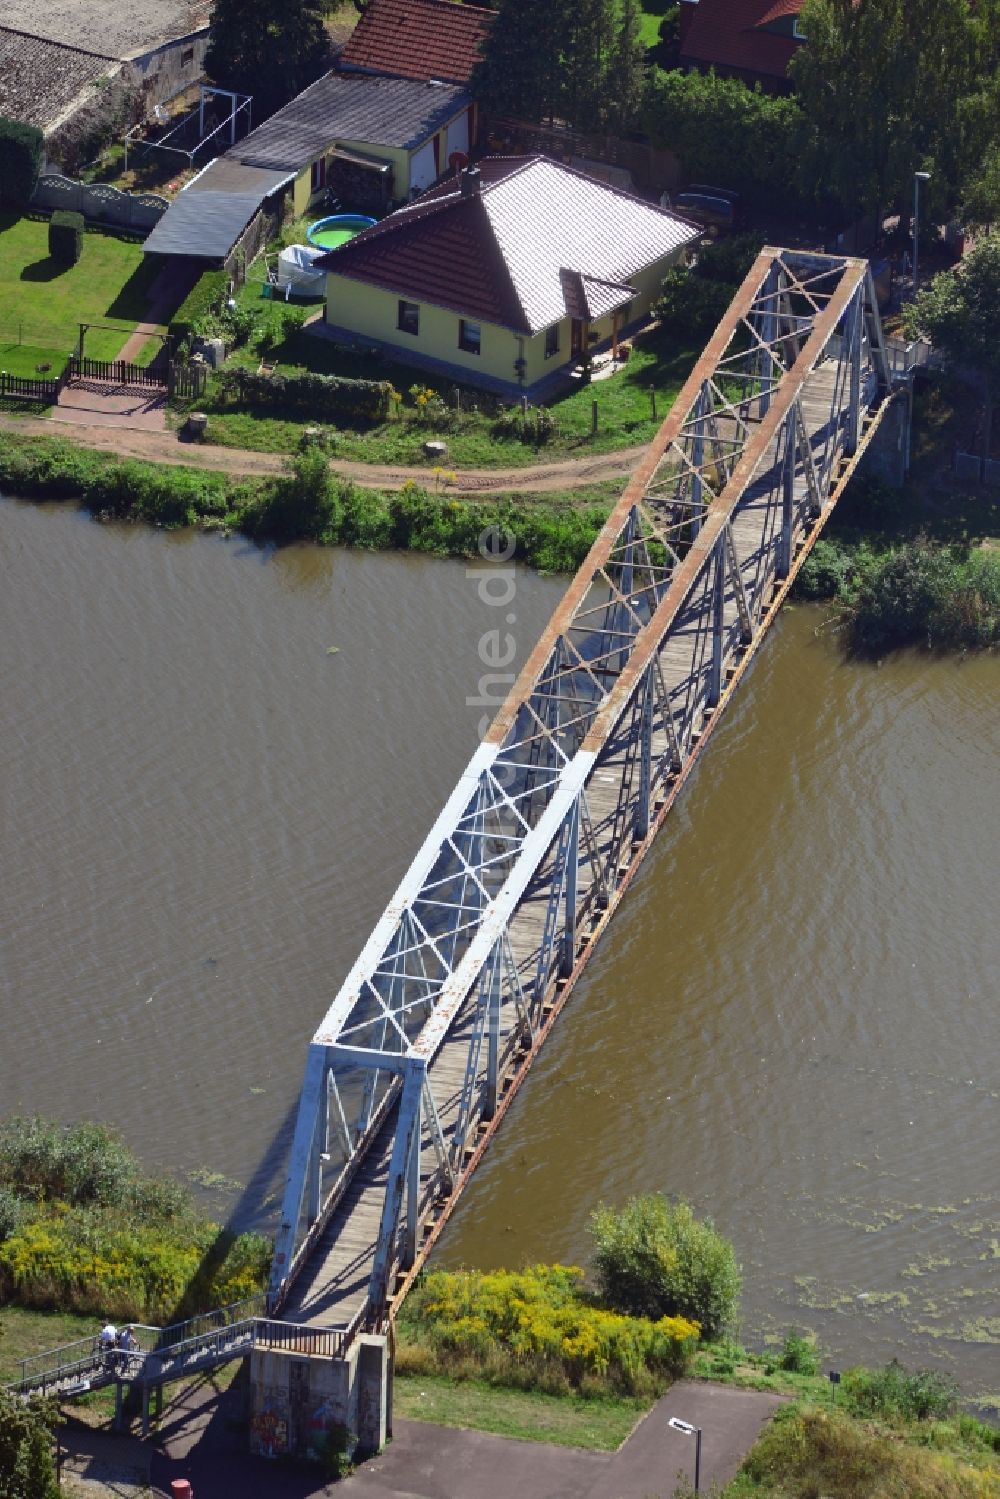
[
  {"x1": 50, "y1": 382, "x2": 168, "y2": 433},
  {"x1": 148, "y1": 1378, "x2": 782, "y2": 1499},
  {"x1": 0, "y1": 412, "x2": 647, "y2": 495}
]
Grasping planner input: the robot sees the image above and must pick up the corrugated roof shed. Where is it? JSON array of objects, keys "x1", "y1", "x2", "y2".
[
  {"x1": 316, "y1": 156, "x2": 700, "y2": 334},
  {"x1": 338, "y1": 0, "x2": 494, "y2": 84},
  {"x1": 234, "y1": 71, "x2": 469, "y2": 171},
  {"x1": 0, "y1": 26, "x2": 115, "y2": 131},
  {"x1": 680, "y1": 0, "x2": 802, "y2": 81},
  {"x1": 142, "y1": 189, "x2": 265, "y2": 259},
  {"x1": 2, "y1": 0, "x2": 208, "y2": 60}
]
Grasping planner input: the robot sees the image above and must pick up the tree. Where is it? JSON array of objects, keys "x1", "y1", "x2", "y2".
[
  {"x1": 471, "y1": 0, "x2": 571, "y2": 123},
  {"x1": 0, "y1": 118, "x2": 43, "y2": 208},
  {"x1": 608, "y1": 0, "x2": 647, "y2": 135},
  {"x1": 962, "y1": 144, "x2": 1000, "y2": 231},
  {"x1": 590, "y1": 1194, "x2": 741, "y2": 1339},
  {"x1": 205, "y1": 0, "x2": 330, "y2": 121},
  {"x1": 643, "y1": 69, "x2": 804, "y2": 204},
  {"x1": 906, "y1": 235, "x2": 1000, "y2": 464},
  {"x1": 791, "y1": 0, "x2": 995, "y2": 225}
]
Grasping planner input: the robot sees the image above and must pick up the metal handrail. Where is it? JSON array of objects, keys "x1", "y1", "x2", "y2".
[{"x1": 7, "y1": 1311, "x2": 350, "y2": 1396}]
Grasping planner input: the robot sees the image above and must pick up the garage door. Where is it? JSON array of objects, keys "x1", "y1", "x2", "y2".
[
  {"x1": 445, "y1": 111, "x2": 469, "y2": 160},
  {"x1": 409, "y1": 139, "x2": 437, "y2": 193}
]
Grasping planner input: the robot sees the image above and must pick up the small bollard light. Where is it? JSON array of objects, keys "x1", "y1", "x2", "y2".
[
  {"x1": 829, "y1": 1370, "x2": 841, "y2": 1403},
  {"x1": 668, "y1": 1416, "x2": 702, "y2": 1492}
]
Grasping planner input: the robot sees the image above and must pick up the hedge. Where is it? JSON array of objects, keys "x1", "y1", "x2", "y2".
[
  {"x1": 0, "y1": 117, "x2": 44, "y2": 207},
  {"x1": 168, "y1": 268, "x2": 230, "y2": 343},
  {"x1": 216, "y1": 366, "x2": 392, "y2": 423},
  {"x1": 48, "y1": 209, "x2": 84, "y2": 265}
]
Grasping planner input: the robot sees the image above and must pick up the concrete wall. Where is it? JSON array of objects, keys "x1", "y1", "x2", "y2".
[
  {"x1": 248, "y1": 1336, "x2": 387, "y2": 1464},
  {"x1": 127, "y1": 28, "x2": 210, "y2": 116}
]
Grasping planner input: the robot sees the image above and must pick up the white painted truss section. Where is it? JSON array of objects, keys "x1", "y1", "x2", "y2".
[{"x1": 268, "y1": 250, "x2": 895, "y2": 1323}]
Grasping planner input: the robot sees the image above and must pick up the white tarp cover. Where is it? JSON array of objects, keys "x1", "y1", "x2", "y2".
[{"x1": 278, "y1": 243, "x2": 325, "y2": 296}]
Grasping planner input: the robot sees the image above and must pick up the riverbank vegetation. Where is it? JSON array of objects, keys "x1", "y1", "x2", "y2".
[
  {"x1": 397, "y1": 1195, "x2": 729, "y2": 1402},
  {"x1": 0, "y1": 434, "x2": 613, "y2": 573},
  {"x1": 0, "y1": 1117, "x2": 269, "y2": 1324}
]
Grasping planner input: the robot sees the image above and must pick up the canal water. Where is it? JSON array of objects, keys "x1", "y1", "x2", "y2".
[{"x1": 1, "y1": 494, "x2": 998, "y2": 1398}]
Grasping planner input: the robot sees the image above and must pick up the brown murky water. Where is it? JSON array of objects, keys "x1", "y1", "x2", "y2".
[{"x1": 2, "y1": 494, "x2": 998, "y2": 1397}]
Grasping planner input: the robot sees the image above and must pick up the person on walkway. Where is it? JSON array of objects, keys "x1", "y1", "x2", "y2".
[{"x1": 99, "y1": 1323, "x2": 117, "y2": 1368}]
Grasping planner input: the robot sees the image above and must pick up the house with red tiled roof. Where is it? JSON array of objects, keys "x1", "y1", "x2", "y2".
[
  {"x1": 312, "y1": 155, "x2": 700, "y2": 396},
  {"x1": 339, "y1": 0, "x2": 494, "y2": 86},
  {"x1": 679, "y1": 0, "x2": 806, "y2": 90}
]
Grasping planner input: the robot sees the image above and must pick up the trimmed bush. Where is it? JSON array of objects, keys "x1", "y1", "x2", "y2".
[
  {"x1": 168, "y1": 268, "x2": 229, "y2": 344},
  {"x1": 47, "y1": 210, "x2": 84, "y2": 266},
  {"x1": 0, "y1": 117, "x2": 44, "y2": 207},
  {"x1": 590, "y1": 1194, "x2": 741, "y2": 1340},
  {"x1": 216, "y1": 366, "x2": 391, "y2": 424}
]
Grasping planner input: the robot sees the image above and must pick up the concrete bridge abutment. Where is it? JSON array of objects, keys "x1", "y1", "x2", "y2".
[{"x1": 248, "y1": 1335, "x2": 388, "y2": 1465}]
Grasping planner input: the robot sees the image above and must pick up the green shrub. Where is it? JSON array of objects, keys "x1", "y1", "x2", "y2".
[
  {"x1": 243, "y1": 445, "x2": 342, "y2": 544},
  {"x1": 841, "y1": 1361, "x2": 959, "y2": 1423},
  {"x1": 47, "y1": 210, "x2": 84, "y2": 265},
  {"x1": 794, "y1": 537, "x2": 858, "y2": 599},
  {"x1": 168, "y1": 269, "x2": 229, "y2": 344},
  {"x1": 590, "y1": 1194, "x2": 741, "y2": 1340},
  {"x1": 844, "y1": 537, "x2": 999, "y2": 651},
  {"x1": 779, "y1": 1328, "x2": 820, "y2": 1376},
  {"x1": 403, "y1": 1264, "x2": 699, "y2": 1396},
  {"x1": 0, "y1": 117, "x2": 44, "y2": 207},
  {"x1": 655, "y1": 267, "x2": 733, "y2": 339},
  {"x1": 216, "y1": 366, "x2": 391, "y2": 424},
  {"x1": 742, "y1": 1403, "x2": 982, "y2": 1498},
  {"x1": 0, "y1": 1388, "x2": 60, "y2": 1499},
  {"x1": 0, "y1": 1116, "x2": 178, "y2": 1215},
  {"x1": 0, "y1": 1185, "x2": 24, "y2": 1242}
]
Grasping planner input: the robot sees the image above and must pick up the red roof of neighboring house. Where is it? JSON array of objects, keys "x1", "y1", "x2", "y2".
[
  {"x1": 315, "y1": 156, "x2": 700, "y2": 335},
  {"x1": 338, "y1": 0, "x2": 495, "y2": 85},
  {"x1": 680, "y1": 0, "x2": 802, "y2": 81}
]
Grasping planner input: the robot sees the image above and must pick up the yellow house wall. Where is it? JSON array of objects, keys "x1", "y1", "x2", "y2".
[
  {"x1": 323, "y1": 245, "x2": 688, "y2": 388},
  {"x1": 288, "y1": 106, "x2": 469, "y2": 215},
  {"x1": 325, "y1": 274, "x2": 524, "y2": 383},
  {"x1": 293, "y1": 167, "x2": 313, "y2": 216}
]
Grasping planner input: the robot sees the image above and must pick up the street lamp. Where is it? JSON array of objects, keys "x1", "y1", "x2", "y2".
[
  {"x1": 913, "y1": 170, "x2": 931, "y2": 300},
  {"x1": 668, "y1": 1416, "x2": 703, "y2": 1493}
]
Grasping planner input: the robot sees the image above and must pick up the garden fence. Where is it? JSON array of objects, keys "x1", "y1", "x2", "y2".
[{"x1": 31, "y1": 175, "x2": 168, "y2": 234}]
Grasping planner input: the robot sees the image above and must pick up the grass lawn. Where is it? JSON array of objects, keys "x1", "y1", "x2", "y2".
[
  {"x1": 198, "y1": 282, "x2": 699, "y2": 469},
  {"x1": 393, "y1": 1373, "x2": 647, "y2": 1451},
  {"x1": 0, "y1": 1304, "x2": 98, "y2": 1383},
  {"x1": 0, "y1": 342, "x2": 66, "y2": 379},
  {"x1": 0, "y1": 214, "x2": 166, "y2": 368}
]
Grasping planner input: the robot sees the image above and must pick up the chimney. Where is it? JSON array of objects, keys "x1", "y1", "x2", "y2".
[{"x1": 460, "y1": 167, "x2": 481, "y2": 197}]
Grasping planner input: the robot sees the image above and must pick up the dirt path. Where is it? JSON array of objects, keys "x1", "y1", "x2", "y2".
[{"x1": 0, "y1": 412, "x2": 647, "y2": 496}]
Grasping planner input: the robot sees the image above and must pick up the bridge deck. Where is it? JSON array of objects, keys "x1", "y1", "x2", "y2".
[{"x1": 283, "y1": 359, "x2": 853, "y2": 1328}]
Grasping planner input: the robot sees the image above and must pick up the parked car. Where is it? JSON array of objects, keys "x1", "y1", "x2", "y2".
[{"x1": 661, "y1": 184, "x2": 741, "y2": 235}]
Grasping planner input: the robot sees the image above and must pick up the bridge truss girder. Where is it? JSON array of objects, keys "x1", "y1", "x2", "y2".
[{"x1": 268, "y1": 248, "x2": 893, "y2": 1327}]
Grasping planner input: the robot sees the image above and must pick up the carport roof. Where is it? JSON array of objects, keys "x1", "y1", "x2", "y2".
[{"x1": 142, "y1": 189, "x2": 265, "y2": 260}]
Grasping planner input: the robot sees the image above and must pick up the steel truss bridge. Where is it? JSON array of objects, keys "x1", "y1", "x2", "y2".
[{"x1": 268, "y1": 248, "x2": 897, "y2": 1338}]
